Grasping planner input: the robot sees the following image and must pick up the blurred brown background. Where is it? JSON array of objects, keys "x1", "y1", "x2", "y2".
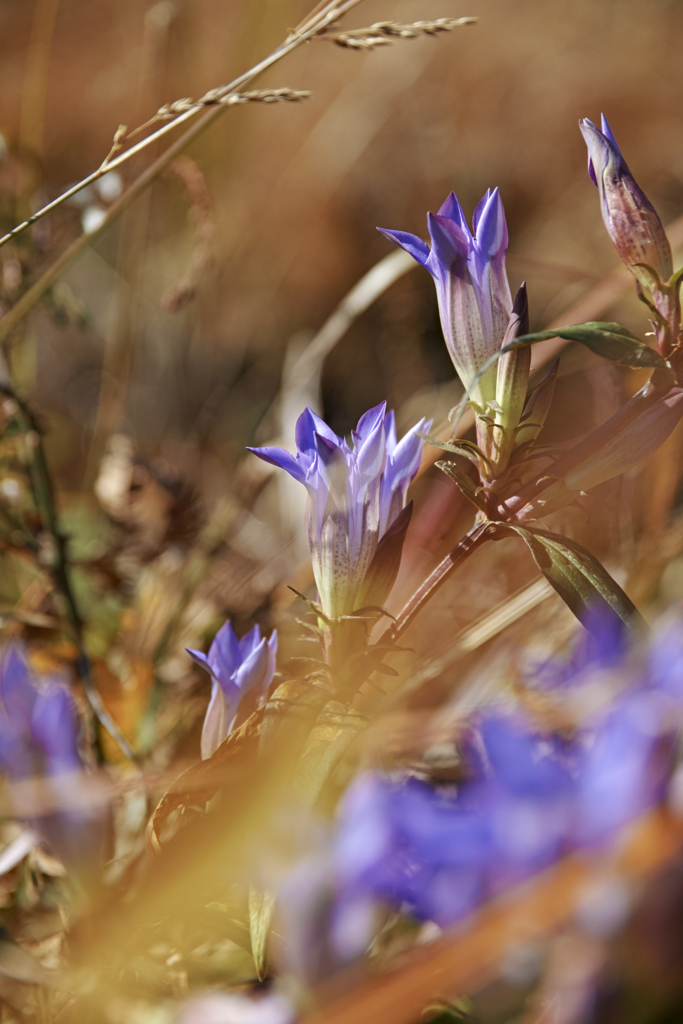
[{"x1": 0, "y1": 0, "x2": 682, "y2": 688}]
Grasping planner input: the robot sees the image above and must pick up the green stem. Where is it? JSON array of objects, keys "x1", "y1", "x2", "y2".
[
  {"x1": 3, "y1": 387, "x2": 136, "y2": 762},
  {"x1": 380, "y1": 521, "x2": 492, "y2": 646}
]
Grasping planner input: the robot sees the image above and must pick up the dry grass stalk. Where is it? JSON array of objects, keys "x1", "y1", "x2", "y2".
[
  {"x1": 0, "y1": 0, "x2": 363, "y2": 254},
  {"x1": 325, "y1": 17, "x2": 476, "y2": 49},
  {"x1": 111, "y1": 88, "x2": 311, "y2": 162}
]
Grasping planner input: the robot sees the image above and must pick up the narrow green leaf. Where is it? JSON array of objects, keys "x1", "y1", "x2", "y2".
[
  {"x1": 248, "y1": 885, "x2": 276, "y2": 981},
  {"x1": 418, "y1": 432, "x2": 491, "y2": 471},
  {"x1": 436, "y1": 460, "x2": 487, "y2": 512},
  {"x1": 509, "y1": 322, "x2": 671, "y2": 370},
  {"x1": 501, "y1": 524, "x2": 646, "y2": 636},
  {"x1": 450, "y1": 320, "x2": 673, "y2": 435}
]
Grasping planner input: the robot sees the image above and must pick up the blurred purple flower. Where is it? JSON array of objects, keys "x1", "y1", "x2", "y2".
[
  {"x1": 187, "y1": 621, "x2": 277, "y2": 759},
  {"x1": 580, "y1": 115, "x2": 672, "y2": 287},
  {"x1": 333, "y1": 773, "x2": 488, "y2": 938},
  {"x1": 475, "y1": 713, "x2": 575, "y2": 890},
  {"x1": 379, "y1": 189, "x2": 512, "y2": 405},
  {"x1": 575, "y1": 687, "x2": 673, "y2": 845},
  {"x1": 249, "y1": 404, "x2": 429, "y2": 618},
  {"x1": 0, "y1": 645, "x2": 81, "y2": 781},
  {"x1": 0, "y1": 645, "x2": 104, "y2": 872}
]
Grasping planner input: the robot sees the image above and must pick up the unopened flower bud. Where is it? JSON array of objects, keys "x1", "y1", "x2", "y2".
[{"x1": 580, "y1": 115, "x2": 672, "y2": 287}]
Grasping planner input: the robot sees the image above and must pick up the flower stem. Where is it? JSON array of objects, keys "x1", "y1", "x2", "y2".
[{"x1": 381, "y1": 520, "x2": 493, "y2": 646}]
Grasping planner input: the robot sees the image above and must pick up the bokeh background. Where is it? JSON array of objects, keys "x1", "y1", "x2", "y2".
[{"x1": 1, "y1": 0, "x2": 683, "y2": 755}]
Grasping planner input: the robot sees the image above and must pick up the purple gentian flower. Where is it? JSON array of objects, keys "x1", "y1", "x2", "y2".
[
  {"x1": 0, "y1": 645, "x2": 81, "y2": 781},
  {"x1": 580, "y1": 115, "x2": 673, "y2": 286},
  {"x1": 333, "y1": 773, "x2": 489, "y2": 934},
  {"x1": 0, "y1": 645, "x2": 104, "y2": 872},
  {"x1": 475, "y1": 713, "x2": 575, "y2": 891},
  {"x1": 187, "y1": 620, "x2": 277, "y2": 759},
  {"x1": 379, "y1": 189, "x2": 513, "y2": 406},
  {"x1": 575, "y1": 688, "x2": 673, "y2": 846},
  {"x1": 249, "y1": 404, "x2": 429, "y2": 618}
]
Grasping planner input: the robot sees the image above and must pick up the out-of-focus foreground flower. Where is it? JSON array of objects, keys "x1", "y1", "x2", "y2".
[
  {"x1": 0, "y1": 645, "x2": 102, "y2": 872},
  {"x1": 277, "y1": 617, "x2": 683, "y2": 970},
  {"x1": 187, "y1": 620, "x2": 277, "y2": 759},
  {"x1": 249, "y1": 404, "x2": 429, "y2": 620}
]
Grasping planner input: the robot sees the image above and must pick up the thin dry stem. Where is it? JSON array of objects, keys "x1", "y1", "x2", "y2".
[
  {"x1": 0, "y1": 0, "x2": 363, "y2": 253},
  {"x1": 324, "y1": 17, "x2": 476, "y2": 49}
]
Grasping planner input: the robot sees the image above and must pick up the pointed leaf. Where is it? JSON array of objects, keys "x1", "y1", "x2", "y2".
[
  {"x1": 436, "y1": 460, "x2": 487, "y2": 512},
  {"x1": 501, "y1": 524, "x2": 646, "y2": 636},
  {"x1": 356, "y1": 502, "x2": 413, "y2": 610},
  {"x1": 248, "y1": 886, "x2": 276, "y2": 981},
  {"x1": 418, "y1": 432, "x2": 491, "y2": 472},
  {"x1": 451, "y1": 321, "x2": 673, "y2": 435},
  {"x1": 510, "y1": 322, "x2": 671, "y2": 370}
]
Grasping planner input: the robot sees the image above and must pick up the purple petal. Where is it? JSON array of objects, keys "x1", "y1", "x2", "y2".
[
  {"x1": 295, "y1": 407, "x2": 341, "y2": 454},
  {"x1": 186, "y1": 648, "x2": 213, "y2": 675},
  {"x1": 233, "y1": 637, "x2": 275, "y2": 699},
  {"x1": 472, "y1": 187, "x2": 508, "y2": 258},
  {"x1": 377, "y1": 228, "x2": 431, "y2": 268},
  {"x1": 209, "y1": 620, "x2": 242, "y2": 682},
  {"x1": 268, "y1": 630, "x2": 278, "y2": 657},
  {"x1": 437, "y1": 191, "x2": 471, "y2": 237},
  {"x1": 0, "y1": 645, "x2": 37, "y2": 727},
  {"x1": 471, "y1": 188, "x2": 492, "y2": 233},
  {"x1": 600, "y1": 113, "x2": 621, "y2": 153},
  {"x1": 427, "y1": 213, "x2": 470, "y2": 269},
  {"x1": 384, "y1": 409, "x2": 397, "y2": 452},
  {"x1": 201, "y1": 678, "x2": 229, "y2": 760},
  {"x1": 353, "y1": 403, "x2": 386, "y2": 447},
  {"x1": 238, "y1": 623, "x2": 263, "y2": 660},
  {"x1": 247, "y1": 445, "x2": 307, "y2": 483},
  {"x1": 31, "y1": 684, "x2": 80, "y2": 775}
]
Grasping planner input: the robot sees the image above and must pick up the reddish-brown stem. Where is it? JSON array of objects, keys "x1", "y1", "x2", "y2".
[{"x1": 379, "y1": 520, "x2": 492, "y2": 646}]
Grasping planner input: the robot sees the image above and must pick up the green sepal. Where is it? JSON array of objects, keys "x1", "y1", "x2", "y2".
[
  {"x1": 287, "y1": 587, "x2": 331, "y2": 625},
  {"x1": 248, "y1": 885, "x2": 276, "y2": 981},
  {"x1": 355, "y1": 502, "x2": 413, "y2": 611},
  {"x1": 436, "y1": 460, "x2": 487, "y2": 512},
  {"x1": 498, "y1": 523, "x2": 646, "y2": 637}
]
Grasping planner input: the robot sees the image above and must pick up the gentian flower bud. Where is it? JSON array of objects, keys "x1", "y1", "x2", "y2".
[
  {"x1": 249, "y1": 404, "x2": 429, "y2": 619},
  {"x1": 379, "y1": 189, "x2": 512, "y2": 407},
  {"x1": 580, "y1": 115, "x2": 673, "y2": 288},
  {"x1": 187, "y1": 620, "x2": 277, "y2": 759}
]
